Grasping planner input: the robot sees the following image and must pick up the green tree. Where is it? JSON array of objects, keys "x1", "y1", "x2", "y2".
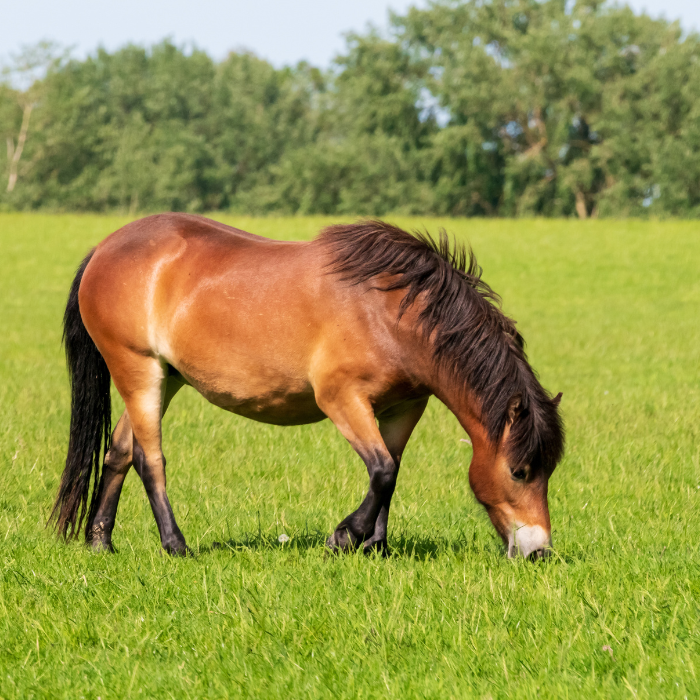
[
  {"x1": 238, "y1": 31, "x2": 434, "y2": 215},
  {"x1": 400, "y1": 0, "x2": 700, "y2": 217},
  {"x1": 21, "y1": 41, "x2": 217, "y2": 211},
  {"x1": 212, "y1": 54, "x2": 324, "y2": 210}
]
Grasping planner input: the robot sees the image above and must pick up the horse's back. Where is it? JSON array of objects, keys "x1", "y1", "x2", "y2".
[
  {"x1": 80, "y1": 213, "x2": 289, "y2": 338},
  {"x1": 93, "y1": 212, "x2": 286, "y2": 258}
]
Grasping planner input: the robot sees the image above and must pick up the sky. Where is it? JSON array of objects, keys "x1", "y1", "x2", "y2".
[{"x1": 0, "y1": 0, "x2": 698, "y2": 69}]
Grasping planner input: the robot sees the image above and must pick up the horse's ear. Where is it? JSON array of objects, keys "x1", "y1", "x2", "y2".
[
  {"x1": 507, "y1": 393, "x2": 522, "y2": 424},
  {"x1": 552, "y1": 392, "x2": 563, "y2": 408}
]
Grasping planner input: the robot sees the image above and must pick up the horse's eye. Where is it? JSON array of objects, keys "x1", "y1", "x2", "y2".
[{"x1": 511, "y1": 466, "x2": 527, "y2": 481}]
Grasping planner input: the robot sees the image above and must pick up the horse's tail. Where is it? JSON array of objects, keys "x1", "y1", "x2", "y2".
[{"x1": 49, "y1": 250, "x2": 112, "y2": 540}]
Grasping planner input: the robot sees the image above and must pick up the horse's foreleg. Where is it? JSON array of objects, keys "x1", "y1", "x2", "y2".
[
  {"x1": 369, "y1": 398, "x2": 429, "y2": 554},
  {"x1": 86, "y1": 411, "x2": 133, "y2": 551},
  {"x1": 318, "y1": 390, "x2": 402, "y2": 555}
]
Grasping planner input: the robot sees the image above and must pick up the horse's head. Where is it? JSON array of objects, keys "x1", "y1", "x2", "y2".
[{"x1": 467, "y1": 392, "x2": 563, "y2": 559}]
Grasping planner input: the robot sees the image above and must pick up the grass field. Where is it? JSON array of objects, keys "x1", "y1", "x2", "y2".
[{"x1": 0, "y1": 213, "x2": 698, "y2": 699}]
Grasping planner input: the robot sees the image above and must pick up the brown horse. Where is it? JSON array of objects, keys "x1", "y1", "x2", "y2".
[{"x1": 51, "y1": 215, "x2": 564, "y2": 558}]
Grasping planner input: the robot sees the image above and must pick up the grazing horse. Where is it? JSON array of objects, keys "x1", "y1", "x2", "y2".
[{"x1": 51, "y1": 215, "x2": 564, "y2": 558}]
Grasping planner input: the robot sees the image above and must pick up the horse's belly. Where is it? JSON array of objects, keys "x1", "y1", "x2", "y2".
[
  {"x1": 182, "y1": 370, "x2": 326, "y2": 426},
  {"x1": 223, "y1": 391, "x2": 326, "y2": 426}
]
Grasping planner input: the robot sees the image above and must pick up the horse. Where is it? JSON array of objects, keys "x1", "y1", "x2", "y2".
[{"x1": 50, "y1": 214, "x2": 564, "y2": 558}]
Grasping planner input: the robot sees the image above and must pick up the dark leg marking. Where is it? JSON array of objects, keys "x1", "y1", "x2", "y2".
[
  {"x1": 328, "y1": 398, "x2": 428, "y2": 557},
  {"x1": 327, "y1": 448, "x2": 398, "y2": 556},
  {"x1": 132, "y1": 440, "x2": 188, "y2": 555},
  {"x1": 87, "y1": 374, "x2": 186, "y2": 554},
  {"x1": 86, "y1": 412, "x2": 133, "y2": 552}
]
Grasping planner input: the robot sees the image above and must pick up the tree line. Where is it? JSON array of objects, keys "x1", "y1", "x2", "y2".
[{"x1": 2, "y1": 0, "x2": 699, "y2": 217}]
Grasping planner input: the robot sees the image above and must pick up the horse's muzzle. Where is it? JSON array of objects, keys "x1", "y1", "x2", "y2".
[{"x1": 507, "y1": 524, "x2": 552, "y2": 559}]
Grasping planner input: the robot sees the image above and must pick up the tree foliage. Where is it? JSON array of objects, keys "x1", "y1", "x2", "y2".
[{"x1": 1, "y1": 0, "x2": 699, "y2": 216}]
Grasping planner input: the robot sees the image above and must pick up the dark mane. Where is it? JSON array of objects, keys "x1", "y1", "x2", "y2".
[{"x1": 318, "y1": 220, "x2": 564, "y2": 471}]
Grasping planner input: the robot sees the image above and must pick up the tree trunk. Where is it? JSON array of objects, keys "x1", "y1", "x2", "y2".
[
  {"x1": 575, "y1": 190, "x2": 588, "y2": 219},
  {"x1": 7, "y1": 102, "x2": 33, "y2": 193}
]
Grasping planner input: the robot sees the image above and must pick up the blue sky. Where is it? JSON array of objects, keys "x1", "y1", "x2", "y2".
[{"x1": 1, "y1": 0, "x2": 698, "y2": 68}]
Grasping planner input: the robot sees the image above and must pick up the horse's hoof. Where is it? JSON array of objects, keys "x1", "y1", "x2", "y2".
[
  {"x1": 86, "y1": 522, "x2": 114, "y2": 552},
  {"x1": 325, "y1": 528, "x2": 358, "y2": 553},
  {"x1": 87, "y1": 539, "x2": 114, "y2": 553},
  {"x1": 162, "y1": 541, "x2": 192, "y2": 557}
]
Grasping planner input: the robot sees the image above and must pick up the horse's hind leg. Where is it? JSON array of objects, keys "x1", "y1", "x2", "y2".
[
  {"x1": 87, "y1": 373, "x2": 184, "y2": 552},
  {"x1": 129, "y1": 368, "x2": 187, "y2": 555},
  {"x1": 86, "y1": 411, "x2": 133, "y2": 551},
  {"x1": 100, "y1": 352, "x2": 187, "y2": 555}
]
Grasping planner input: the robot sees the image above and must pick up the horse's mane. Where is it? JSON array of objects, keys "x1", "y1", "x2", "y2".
[{"x1": 318, "y1": 220, "x2": 564, "y2": 471}]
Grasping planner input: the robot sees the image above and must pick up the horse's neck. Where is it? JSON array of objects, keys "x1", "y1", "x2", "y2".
[
  {"x1": 430, "y1": 372, "x2": 495, "y2": 459},
  {"x1": 402, "y1": 324, "x2": 496, "y2": 458}
]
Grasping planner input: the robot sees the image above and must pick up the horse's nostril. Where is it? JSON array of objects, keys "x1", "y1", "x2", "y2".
[{"x1": 527, "y1": 547, "x2": 550, "y2": 561}]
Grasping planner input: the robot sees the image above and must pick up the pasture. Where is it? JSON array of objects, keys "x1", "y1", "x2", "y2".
[{"x1": 0, "y1": 213, "x2": 698, "y2": 698}]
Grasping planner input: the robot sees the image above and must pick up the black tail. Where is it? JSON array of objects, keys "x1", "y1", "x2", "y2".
[{"x1": 50, "y1": 250, "x2": 112, "y2": 540}]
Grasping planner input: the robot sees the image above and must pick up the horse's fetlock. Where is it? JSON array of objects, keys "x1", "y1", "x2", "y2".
[
  {"x1": 86, "y1": 520, "x2": 114, "y2": 552},
  {"x1": 370, "y1": 468, "x2": 396, "y2": 493}
]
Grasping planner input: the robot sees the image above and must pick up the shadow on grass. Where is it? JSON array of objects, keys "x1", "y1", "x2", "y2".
[
  {"x1": 197, "y1": 530, "x2": 503, "y2": 560},
  {"x1": 197, "y1": 530, "x2": 328, "y2": 555},
  {"x1": 389, "y1": 532, "x2": 502, "y2": 560}
]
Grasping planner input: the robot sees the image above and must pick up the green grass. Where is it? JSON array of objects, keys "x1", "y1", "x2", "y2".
[{"x1": 0, "y1": 213, "x2": 699, "y2": 699}]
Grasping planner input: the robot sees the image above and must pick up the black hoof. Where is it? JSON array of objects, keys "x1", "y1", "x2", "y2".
[
  {"x1": 325, "y1": 527, "x2": 359, "y2": 553},
  {"x1": 162, "y1": 541, "x2": 191, "y2": 557},
  {"x1": 86, "y1": 523, "x2": 115, "y2": 553},
  {"x1": 87, "y1": 538, "x2": 114, "y2": 553}
]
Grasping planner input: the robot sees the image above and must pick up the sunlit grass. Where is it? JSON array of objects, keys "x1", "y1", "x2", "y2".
[{"x1": 0, "y1": 213, "x2": 698, "y2": 698}]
